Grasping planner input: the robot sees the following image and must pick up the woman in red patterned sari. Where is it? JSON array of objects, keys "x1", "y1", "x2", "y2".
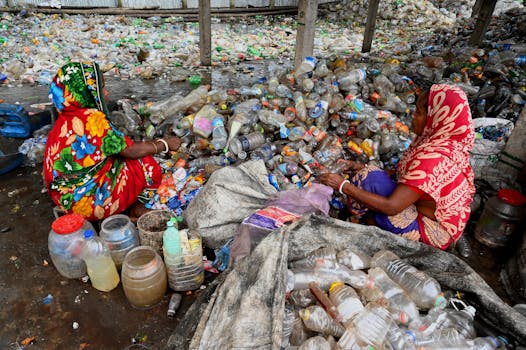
[
  {"x1": 44, "y1": 62, "x2": 181, "y2": 221},
  {"x1": 320, "y1": 84, "x2": 475, "y2": 250}
]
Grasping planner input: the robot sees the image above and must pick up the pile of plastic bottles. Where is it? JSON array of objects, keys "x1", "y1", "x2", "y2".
[{"x1": 283, "y1": 248, "x2": 508, "y2": 349}]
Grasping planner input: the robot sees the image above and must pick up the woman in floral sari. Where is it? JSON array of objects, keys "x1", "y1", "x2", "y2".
[
  {"x1": 320, "y1": 84, "x2": 475, "y2": 250},
  {"x1": 44, "y1": 61, "x2": 181, "y2": 221}
]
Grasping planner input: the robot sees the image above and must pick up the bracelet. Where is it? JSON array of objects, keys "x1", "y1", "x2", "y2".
[
  {"x1": 338, "y1": 179, "x2": 350, "y2": 195},
  {"x1": 157, "y1": 138, "x2": 169, "y2": 155},
  {"x1": 150, "y1": 141, "x2": 158, "y2": 154}
]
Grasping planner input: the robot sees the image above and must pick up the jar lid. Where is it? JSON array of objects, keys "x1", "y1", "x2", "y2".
[
  {"x1": 51, "y1": 213, "x2": 85, "y2": 234},
  {"x1": 498, "y1": 189, "x2": 526, "y2": 207}
]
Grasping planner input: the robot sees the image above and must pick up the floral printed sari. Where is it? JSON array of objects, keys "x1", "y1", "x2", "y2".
[
  {"x1": 43, "y1": 62, "x2": 161, "y2": 221},
  {"x1": 347, "y1": 84, "x2": 475, "y2": 250}
]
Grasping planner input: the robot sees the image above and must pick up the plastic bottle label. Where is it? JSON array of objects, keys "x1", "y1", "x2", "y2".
[
  {"x1": 238, "y1": 136, "x2": 251, "y2": 151},
  {"x1": 304, "y1": 56, "x2": 317, "y2": 69},
  {"x1": 212, "y1": 117, "x2": 224, "y2": 127}
]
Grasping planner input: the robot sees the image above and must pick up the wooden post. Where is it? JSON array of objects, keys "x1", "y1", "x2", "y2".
[
  {"x1": 199, "y1": 0, "x2": 212, "y2": 66},
  {"x1": 362, "y1": 0, "x2": 379, "y2": 53},
  {"x1": 497, "y1": 106, "x2": 526, "y2": 181},
  {"x1": 468, "y1": 0, "x2": 497, "y2": 47},
  {"x1": 294, "y1": 0, "x2": 318, "y2": 70},
  {"x1": 471, "y1": 0, "x2": 483, "y2": 18}
]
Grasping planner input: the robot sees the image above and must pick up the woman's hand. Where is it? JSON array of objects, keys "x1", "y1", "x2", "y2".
[
  {"x1": 319, "y1": 173, "x2": 346, "y2": 190},
  {"x1": 337, "y1": 159, "x2": 364, "y2": 172},
  {"x1": 164, "y1": 136, "x2": 182, "y2": 152}
]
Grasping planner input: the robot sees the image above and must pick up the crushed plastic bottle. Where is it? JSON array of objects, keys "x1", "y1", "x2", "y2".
[{"x1": 299, "y1": 305, "x2": 345, "y2": 337}]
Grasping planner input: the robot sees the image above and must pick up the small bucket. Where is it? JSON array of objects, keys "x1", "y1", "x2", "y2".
[{"x1": 136, "y1": 210, "x2": 176, "y2": 253}]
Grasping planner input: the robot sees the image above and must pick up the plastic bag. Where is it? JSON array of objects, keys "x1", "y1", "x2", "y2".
[{"x1": 229, "y1": 184, "x2": 333, "y2": 265}]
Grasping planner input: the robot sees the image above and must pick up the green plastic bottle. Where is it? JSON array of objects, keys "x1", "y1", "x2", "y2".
[{"x1": 163, "y1": 218, "x2": 181, "y2": 256}]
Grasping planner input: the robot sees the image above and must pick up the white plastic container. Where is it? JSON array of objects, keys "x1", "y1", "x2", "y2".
[{"x1": 48, "y1": 213, "x2": 94, "y2": 279}]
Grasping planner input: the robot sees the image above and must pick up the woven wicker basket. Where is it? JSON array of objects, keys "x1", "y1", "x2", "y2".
[{"x1": 136, "y1": 210, "x2": 176, "y2": 253}]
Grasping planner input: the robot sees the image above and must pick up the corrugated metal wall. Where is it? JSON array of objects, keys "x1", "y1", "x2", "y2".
[{"x1": 2, "y1": 0, "x2": 330, "y2": 8}]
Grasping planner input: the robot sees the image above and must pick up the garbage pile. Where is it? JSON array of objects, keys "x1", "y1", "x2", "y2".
[
  {"x1": 0, "y1": 0, "x2": 523, "y2": 84},
  {"x1": 284, "y1": 247, "x2": 507, "y2": 349}
]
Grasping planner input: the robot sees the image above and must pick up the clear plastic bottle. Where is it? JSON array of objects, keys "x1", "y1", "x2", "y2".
[
  {"x1": 405, "y1": 328, "x2": 463, "y2": 347},
  {"x1": 147, "y1": 85, "x2": 209, "y2": 124},
  {"x1": 275, "y1": 84, "x2": 294, "y2": 99},
  {"x1": 298, "y1": 336, "x2": 331, "y2": 350},
  {"x1": 417, "y1": 336, "x2": 499, "y2": 350},
  {"x1": 210, "y1": 117, "x2": 227, "y2": 151},
  {"x1": 313, "y1": 135, "x2": 343, "y2": 166},
  {"x1": 226, "y1": 99, "x2": 260, "y2": 148},
  {"x1": 250, "y1": 143, "x2": 279, "y2": 161},
  {"x1": 294, "y1": 92, "x2": 308, "y2": 122},
  {"x1": 299, "y1": 305, "x2": 345, "y2": 337},
  {"x1": 314, "y1": 59, "x2": 330, "y2": 78},
  {"x1": 339, "y1": 302, "x2": 393, "y2": 349},
  {"x1": 172, "y1": 114, "x2": 194, "y2": 137},
  {"x1": 308, "y1": 92, "x2": 330, "y2": 123},
  {"x1": 384, "y1": 259, "x2": 446, "y2": 310},
  {"x1": 277, "y1": 162, "x2": 299, "y2": 176},
  {"x1": 366, "y1": 267, "x2": 420, "y2": 325},
  {"x1": 229, "y1": 132, "x2": 266, "y2": 156},
  {"x1": 336, "y1": 248, "x2": 371, "y2": 270},
  {"x1": 295, "y1": 56, "x2": 318, "y2": 78},
  {"x1": 239, "y1": 86, "x2": 263, "y2": 97},
  {"x1": 370, "y1": 249, "x2": 400, "y2": 269},
  {"x1": 414, "y1": 304, "x2": 477, "y2": 340},
  {"x1": 337, "y1": 68, "x2": 367, "y2": 90},
  {"x1": 373, "y1": 74, "x2": 396, "y2": 97},
  {"x1": 80, "y1": 230, "x2": 120, "y2": 292},
  {"x1": 384, "y1": 322, "x2": 417, "y2": 350},
  {"x1": 289, "y1": 246, "x2": 338, "y2": 269},
  {"x1": 302, "y1": 78, "x2": 315, "y2": 93},
  {"x1": 328, "y1": 282, "x2": 364, "y2": 326},
  {"x1": 188, "y1": 155, "x2": 230, "y2": 169},
  {"x1": 291, "y1": 265, "x2": 368, "y2": 291}
]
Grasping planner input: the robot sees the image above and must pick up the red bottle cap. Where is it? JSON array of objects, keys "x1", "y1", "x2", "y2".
[
  {"x1": 51, "y1": 213, "x2": 85, "y2": 234},
  {"x1": 497, "y1": 189, "x2": 526, "y2": 207}
]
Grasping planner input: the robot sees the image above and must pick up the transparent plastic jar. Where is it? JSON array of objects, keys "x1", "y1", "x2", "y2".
[
  {"x1": 475, "y1": 189, "x2": 526, "y2": 248},
  {"x1": 48, "y1": 213, "x2": 94, "y2": 279},
  {"x1": 121, "y1": 246, "x2": 167, "y2": 309},
  {"x1": 99, "y1": 214, "x2": 140, "y2": 269},
  {"x1": 165, "y1": 229, "x2": 204, "y2": 291}
]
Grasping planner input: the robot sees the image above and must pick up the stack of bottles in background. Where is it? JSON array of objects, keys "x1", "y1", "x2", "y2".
[{"x1": 281, "y1": 247, "x2": 504, "y2": 349}]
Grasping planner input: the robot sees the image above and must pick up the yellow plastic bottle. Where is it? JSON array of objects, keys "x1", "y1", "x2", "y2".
[{"x1": 81, "y1": 230, "x2": 120, "y2": 292}]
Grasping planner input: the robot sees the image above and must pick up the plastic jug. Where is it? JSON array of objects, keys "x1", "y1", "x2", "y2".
[
  {"x1": 99, "y1": 214, "x2": 140, "y2": 269},
  {"x1": 475, "y1": 189, "x2": 526, "y2": 248},
  {"x1": 48, "y1": 213, "x2": 94, "y2": 279}
]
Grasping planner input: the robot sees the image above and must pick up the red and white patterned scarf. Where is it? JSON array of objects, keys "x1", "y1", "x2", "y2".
[{"x1": 397, "y1": 84, "x2": 475, "y2": 248}]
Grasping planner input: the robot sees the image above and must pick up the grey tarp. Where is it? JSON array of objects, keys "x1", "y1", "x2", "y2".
[
  {"x1": 171, "y1": 215, "x2": 526, "y2": 349},
  {"x1": 183, "y1": 160, "x2": 278, "y2": 249}
]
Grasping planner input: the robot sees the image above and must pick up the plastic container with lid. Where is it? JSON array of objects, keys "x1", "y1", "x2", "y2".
[
  {"x1": 121, "y1": 245, "x2": 167, "y2": 309},
  {"x1": 475, "y1": 188, "x2": 526, "y2": 248},
  {"x1": 99, "y1": 214, "x2": 140, "y2": 269},
  {"x1": 48, "y1": 213, "x2": 94, "y2": 279}
]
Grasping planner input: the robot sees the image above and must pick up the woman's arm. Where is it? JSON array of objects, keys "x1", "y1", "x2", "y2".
[
  {"x1": 120, "y1": 136, "x2": 182, "y2": 159},
  {"x1": 319, "y1": 173, "x2": 420, "y2": 216}
]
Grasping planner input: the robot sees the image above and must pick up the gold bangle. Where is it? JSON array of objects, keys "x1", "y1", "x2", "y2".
[
  {"x1": 150, "y1": 141, "x2": 158, "y2": 154},
  {"x1": 157, "y1": 138, "x2": 169, "y2": 155}
]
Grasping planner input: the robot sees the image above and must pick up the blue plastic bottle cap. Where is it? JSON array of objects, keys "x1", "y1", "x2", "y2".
[{"x1": 84, "y1": 230, "x2": 94, "y2": 239}]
